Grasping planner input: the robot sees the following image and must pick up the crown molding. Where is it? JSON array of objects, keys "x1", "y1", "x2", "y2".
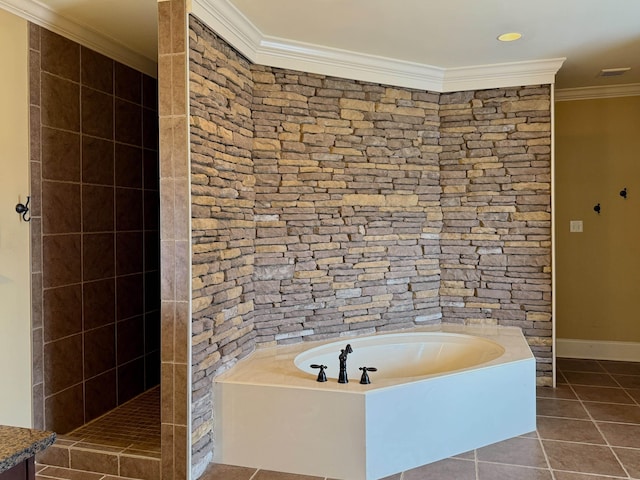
[
  {"x1": 255, "y1": 37, "x2": 446, "y2": 92},
  {"x1": 192, "y1": 0, "x2": 564, "y2": 92},
  {"x1": 190, "y1": 0, "x2": 260, "y2": 61},
  {"x1": 443, "y1": 58, "x2": 566, "y2": 93},
  {"x1": 555, "y1": 83, "x2": 640, "y2": 101},
  {"x1": 0, "y1": 0, "x2": 157, "y2": 77}
]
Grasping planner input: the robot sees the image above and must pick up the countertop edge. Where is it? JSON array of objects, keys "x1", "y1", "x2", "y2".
[{"x1": 0, "y1": 430, "x2": 56, "y2": 474}]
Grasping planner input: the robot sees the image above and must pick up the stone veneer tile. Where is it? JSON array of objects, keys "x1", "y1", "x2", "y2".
[
  {"x1": 174, "y1": 362, "x2": 188, "y2": 426},
  {"x1": 171, "y1": 55, "x2": 187, "y2": 116},
  {"x1": 171, "y1": 0, "x2": 186, "y2": 54},
  {"x1": 174, "y1": 302, "x2": 189, "y2": 364},
  {"x1": 158, "y1": 55, "x2": 172, "y2": 118}
]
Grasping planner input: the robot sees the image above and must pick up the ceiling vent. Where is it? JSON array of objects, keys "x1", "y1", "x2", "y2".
[{"x1": 599, "y1": 67, "x2": 631, "y2": 77}]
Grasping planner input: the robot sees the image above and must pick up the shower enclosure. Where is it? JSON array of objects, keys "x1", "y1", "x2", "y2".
[{"x1": 29, "y1": 25, "x2": 160, "y2": 437}]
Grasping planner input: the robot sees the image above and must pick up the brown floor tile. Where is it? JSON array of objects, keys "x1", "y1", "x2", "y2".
[
  {"x1": 553, "y1": 472, "x2": 626, "y2": 480},
  {"x1": 477, "y1": 462, "x2": 552, "y2": 480},
  {"x1": 557, "y1": 358, "x2": 606, "y2": 373},
  {"x1": 562, "y1": 371, "x2": 618, "y2": 387},
  {"x1": 536, "y1": 416, "x2": 605, "y2": 444},
  {"x1": 103, "y1": 477, "x2": 144, "y2": 480},
  {"x1": 583, "y1": 402, "x2": 640, "y2": 423},
  {"x1": 65, "y1": 386, "x2": 160, "y2": 451},
  {"x1": 453, "y1": 449, "x2": 475, "y2": 460},
  {"x1": 600, "y1": 361, "x2": 640, "y2": 376},
  {"x1": 35, "y1": 359, "x2": 640, "y2": 480},
  {"x1": 598, "y1": 422, "x2": 640, "y2": 448},
  {"x1": 537, "y1": 385, "x2": 577, "y2": 400},
  {"x1": 613, "y1": 374, "x2": 640, "y2": 389},
  {"x1": 542, "y1": 441, "x2": 625, "y2": 476},
  {"x1": 252, "y1": 470, "x2": 324, "y2": 480},
  {"x1": 403, "y1": 458, "x2": 476, "y2": 480},
  {"x1": 612, "y1": 447, "x2": 640, "y2": 477},
  {"x1": 476, "y1": 437, "x2": 548, "y2": 468},
  {"x1": 557, "y1": 371, "x2": 568, "y2": 384},
  {"x1": 119, "y1": 455, "x2": 160, "y2": 480},
  {"x1": 199, "y1": 463, "x2": 257, "y2": 480},
  {"x1": 36, "y1": 466, "x2": 105, "y2": 480},
  {"x1": 36, "y1": 444, "x2": 70, "y2": 468},
  {"x1": 69, "y1": 448, "x2": 118, "y2": 475},
  {"x1": 536, "y1": 398, "x2": 589, "y2": 419},
  {"x1": 73, "y1": 442, "x2": 126, "y2": 453},
  {"x1": 572, "y1": 385, "x2": 634, "y2": 404},
  {"x1": 626, "y1": 388, "x2": 640, "y2": 404}
]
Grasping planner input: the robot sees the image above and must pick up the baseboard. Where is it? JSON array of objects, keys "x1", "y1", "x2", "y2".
[{"x1": 556, "y1": 338, "x2": 640, "y2": 362}]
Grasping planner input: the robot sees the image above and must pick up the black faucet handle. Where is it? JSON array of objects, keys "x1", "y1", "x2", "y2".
[
  {"x1": 359, "y1": 366, "x2": 377, "y2": 385},
  {"x1": 310, "y1": 364, "x2": 328, "y2": 382}
]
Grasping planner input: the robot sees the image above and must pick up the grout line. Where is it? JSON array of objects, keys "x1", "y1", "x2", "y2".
[
  {"x1": 564, "y1": 365, "x2": 632, "y2": 479},
  {"x1": 534, "y1": 423, "x2": 557, "y2": 480},
  {"x1": 473, "y1": 448, "x2": 479, "y2": 480}
]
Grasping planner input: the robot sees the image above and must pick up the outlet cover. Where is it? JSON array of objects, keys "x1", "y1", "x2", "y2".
[{"x1": 570, "y1": 220, "x2": 583, "y2": 233}]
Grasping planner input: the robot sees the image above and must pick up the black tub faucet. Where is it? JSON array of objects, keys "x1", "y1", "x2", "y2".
[{"x1": 338, "y1": 344, "x2": 353, "y2": 383}]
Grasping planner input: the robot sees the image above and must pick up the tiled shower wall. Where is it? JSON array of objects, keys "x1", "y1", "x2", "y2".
[
  {"x1": 29, "y1": 25, "x2": 160, "y2": 433},
  {"x1": 187, "y1": 16, "x2": 551, "y2": 474}
]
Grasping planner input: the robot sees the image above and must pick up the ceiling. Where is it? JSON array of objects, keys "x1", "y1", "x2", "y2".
[
  {"x1": 4, "y1": 0, "x2": 640, "y2": 91},
  {"x1": 224, "y1": 0, "x2": 640, "y2": 90}
]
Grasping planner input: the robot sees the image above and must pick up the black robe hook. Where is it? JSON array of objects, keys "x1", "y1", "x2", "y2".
[{"x1": 15, "y1": 196, "x2": 31, "y2": 222}]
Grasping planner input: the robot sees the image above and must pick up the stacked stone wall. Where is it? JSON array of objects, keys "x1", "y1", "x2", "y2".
[
  {"x1": 438, "y1": 88, "x2": 553, "y2": 379},
  {"x1": 187, "y1": 15, "x2": 553, "y2": 476},
  {"x1": 188, "y1": 18, "x2": 256, "y2": 471},
  {"x1": 251, "y1": 67, "x2": 443, "y2": 344}
]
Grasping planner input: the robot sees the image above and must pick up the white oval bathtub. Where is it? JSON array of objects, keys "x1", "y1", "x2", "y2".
[
  {"x1": 294, "y1": 332, "x2": 505, "y2": 380},
  {"x1": 214, "y1": 325, "x2": 536, "y2": 480}
]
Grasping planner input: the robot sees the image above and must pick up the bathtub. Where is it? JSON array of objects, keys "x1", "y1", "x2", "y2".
[{"x1": 213, "y1": 325, "x2": 536, "y2": 480}]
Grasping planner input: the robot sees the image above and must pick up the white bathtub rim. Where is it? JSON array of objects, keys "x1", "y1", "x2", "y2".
[
  {"x1": 294, "y1": 331, "x2": 506, "y2": 380},
  {"x1": 214, "y1": 324, "x2": 534, "y2": 393}
]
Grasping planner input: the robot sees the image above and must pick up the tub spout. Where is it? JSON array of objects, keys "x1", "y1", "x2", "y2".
[{"x1": 338, "y1": 344, "x2": 353, "y2": 383}]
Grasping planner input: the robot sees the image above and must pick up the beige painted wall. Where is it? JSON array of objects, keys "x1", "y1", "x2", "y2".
[
  {"x1": 0, "y1": 8, "x2": 31, "y2": 427},
  {"x1": 556, "y1": 96, "x2": 640, "y2": 342}
]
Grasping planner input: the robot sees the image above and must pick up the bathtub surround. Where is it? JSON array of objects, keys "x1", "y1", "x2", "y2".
[
  {"x1": 29, "y1": 25, "x2": 160, "y2": 434},
  {"x1": 184, "y1": 14, "x2": 552, "y2": 477},
  {"x1": 213, "y1": 325, "x2": 536, "y2": 479}
]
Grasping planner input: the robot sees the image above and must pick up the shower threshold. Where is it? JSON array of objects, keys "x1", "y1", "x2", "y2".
[{"x1": 37, "y1": 386, "x2": 160, "y2": 479}]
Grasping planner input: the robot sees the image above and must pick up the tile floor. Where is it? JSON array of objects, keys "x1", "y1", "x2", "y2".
[
  {"x1": 37, "y1": 359, "x2": 640, "y2": 479},
  {"x1": 37, "y1": 386, "x2": 160, "y2": 480}
]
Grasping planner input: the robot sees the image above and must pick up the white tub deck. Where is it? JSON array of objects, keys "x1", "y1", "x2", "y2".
[{"x1": 213, "y1": 324, "x2": 536, "y2": 480}]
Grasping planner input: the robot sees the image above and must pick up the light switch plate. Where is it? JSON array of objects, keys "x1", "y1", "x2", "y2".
[{"x1": 570, "y1": 220, "x2": 583, "y2": 233}]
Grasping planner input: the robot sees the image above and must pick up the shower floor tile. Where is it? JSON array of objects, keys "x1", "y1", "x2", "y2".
[
  {"x1": 37, "y1": 386, "x2": 160, "y2": 480},
  {"x1": 60, "y1": 385, "x2": 160, "y2": 455}
]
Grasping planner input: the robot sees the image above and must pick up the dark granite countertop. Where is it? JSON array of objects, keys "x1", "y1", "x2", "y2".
[{"x1": 0, "y1": 426, "x2": 56, "y2": 473}]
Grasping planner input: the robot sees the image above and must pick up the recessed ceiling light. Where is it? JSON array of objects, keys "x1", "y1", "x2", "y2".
[{"x1": 498, "y1": 32, "x2": 522, "y2": 42}]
